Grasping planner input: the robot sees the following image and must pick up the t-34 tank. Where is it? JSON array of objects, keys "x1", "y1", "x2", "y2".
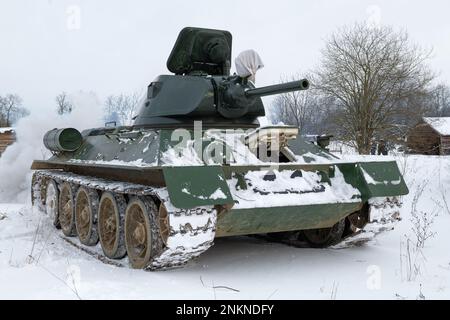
[{"x1": 31, "y1": 27, "x2": 409, "y2": 270}]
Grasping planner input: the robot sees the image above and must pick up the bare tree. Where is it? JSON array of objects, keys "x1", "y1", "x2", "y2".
[
  {"x1": 9, "y1": 106, "x2": 30, "y2": 124},
  {"x1": 427, "y1": 83, "x2": 450, "y2": 116},
  {"x1": 56, "y1": 92, "x2": 73, "y2": 115},
  {"x1": 0, "y1": 103, "x2": 5, "y2": 127},
  {"x1": 316, "y1": 23, "x2": 434, "y2": 154},
  {"x1": 104, "y1": 92, "x2": 141, "y2": 126},
  {"x1": 271, "y1": 74, "x2": 332, "y2": 135},
  {"x1": 0, "y1": 94, "x2": 26, "y2": 127},
  {"x1": 271, "y1": 74, "x2": 313, "y2": 133}
]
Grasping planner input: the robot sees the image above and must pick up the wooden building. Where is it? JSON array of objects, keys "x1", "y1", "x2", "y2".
[
  {"x1": 407, "y1": 117, "x2": 450, "y2": 155},
  {"x1": 0, "y1": 128, "x2": 15, "y2": 156}
]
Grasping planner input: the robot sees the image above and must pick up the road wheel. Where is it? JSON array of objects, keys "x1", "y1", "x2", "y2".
[
  {"x1": 75, "y1": 187, "x2": 99, "y2": 246},
  {"x1": 302, "y1": 219, "x2": 345, "y2": 248},
  {"x1": 125, "y1": 197, "x2": 161, "y2": 269},
  {"x1": 98, "y1": 192, "x2": 127, "y2": 259},
  {"x1": 45, "y1": 179, "x2": 61, "y2": 228},
  {"x1": 59, "y1": 182, "x2": 76, "y2": 236}
]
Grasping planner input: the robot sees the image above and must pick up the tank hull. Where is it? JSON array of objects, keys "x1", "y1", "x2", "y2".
[
  {"x1": 216, "y1": 202, "x2": 363, "y2": 237},
  {"x1": 31, "y1": 126, "x2": 408, "y2": 270}
]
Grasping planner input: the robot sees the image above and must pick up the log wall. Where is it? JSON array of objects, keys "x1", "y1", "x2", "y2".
[
  {"x1": 0, "y1": 131, "x2": 16, "y2": 155},
  {"x1": 407, "y1": 123, "x2": 441, "y2": 155},
  {"x1": 440, "y1": 136, "x2": 450, "y2": 155}
]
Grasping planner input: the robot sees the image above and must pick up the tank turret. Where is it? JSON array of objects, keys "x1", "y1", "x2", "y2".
[{"x1": 134, "y1": 27, "x2": 309, "y2": 127}]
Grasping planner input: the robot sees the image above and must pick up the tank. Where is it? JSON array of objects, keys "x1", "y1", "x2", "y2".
[{"x1": 31, "y1": 27, "x2": 409, "y2": 270}]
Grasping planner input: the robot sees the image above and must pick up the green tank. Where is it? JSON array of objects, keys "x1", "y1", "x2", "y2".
[{"x1": 31, "y1": 27, "x2": 408, "y2": 270}]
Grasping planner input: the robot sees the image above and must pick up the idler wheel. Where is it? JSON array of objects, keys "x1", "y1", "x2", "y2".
[
  {"x1": 302, "y1": 219, "x2": 345, "y2": 248},
  {"x1": 348, "y1": 204, "x2": 370, "y2": 230},
  {"x1": 98, "y1": 192, "x2": 127, "y2": 259},
  {"x1": 45, "y1": 179, "x2": 61, "y2": 228},
  {"x1": 75, "y1": 187, "x2": 99, "y2": 246},
  {"x1": 59, "y1": 182, "x2": 76, "y2": 236},
  {"x1": 125, "y1": 197, "x2": 163, "y2": 269}
]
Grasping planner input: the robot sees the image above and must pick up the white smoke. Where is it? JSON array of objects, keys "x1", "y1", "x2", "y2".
[{"x1": 0, "y1": 91, "x2": 104, "y2": 203}]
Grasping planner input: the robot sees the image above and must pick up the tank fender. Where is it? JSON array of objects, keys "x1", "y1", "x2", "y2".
[
  {"x1": 162, "y1": 166, "x2": 234, "y2": 209},
  {"x1": 357, "y1": 161, "x2": 409, "y2": 198},
  {"x1": 335, "y1": 161, "x2": 408, "y2": 201}
]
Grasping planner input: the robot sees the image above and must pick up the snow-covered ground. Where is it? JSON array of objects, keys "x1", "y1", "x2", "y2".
[{"x1": 1, "y1": 154, "x2": 450, "y2": 300}]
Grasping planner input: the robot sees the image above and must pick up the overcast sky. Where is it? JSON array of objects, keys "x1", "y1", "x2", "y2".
[{"x1": 1, "y1": 0, "x2": 449, "y2": 114}]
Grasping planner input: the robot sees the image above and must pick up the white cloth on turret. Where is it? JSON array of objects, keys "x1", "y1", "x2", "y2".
[{"x1": 235, "y1": 50, "x2": 264, "y2": 83}]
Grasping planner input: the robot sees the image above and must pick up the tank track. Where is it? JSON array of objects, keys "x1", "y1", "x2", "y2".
[
  {"x1": 256, "y1": 198, "x2": 402, "y2": 249},
  {"x1": 32, "y1": 170, "x2": 217, "y2": 271},
  {"x1": 254, "y1": 229, "x2": 366, "y2": 249}
]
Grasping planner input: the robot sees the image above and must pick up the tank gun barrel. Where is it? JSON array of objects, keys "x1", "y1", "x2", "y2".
[{"x1": 245, "y1": 79, "x2": 310, "y2": 98}]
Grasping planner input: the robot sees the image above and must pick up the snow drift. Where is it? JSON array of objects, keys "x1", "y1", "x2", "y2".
[{"x1": 1, "y1": 154, "x2": 450, "y2": 299}]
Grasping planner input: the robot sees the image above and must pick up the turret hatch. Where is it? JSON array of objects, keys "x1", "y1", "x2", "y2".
[{"x1": 167, "y1": 27, "x2": 232, "y2": 76}]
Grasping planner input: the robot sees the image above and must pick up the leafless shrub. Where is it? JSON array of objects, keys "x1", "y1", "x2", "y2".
[
  {"x1": 330, "y1": 281, "x2": 339, "y2": 300},
  {"x1": 38, "y1": 263, "x2": 82, "y2": 300},
  {"x1": 200, "y1": 276, "x2": 240, "y2": 299},
  {"x1": 417, "y1": 284, "x2": 426, "y2": 300},
  {"x1": 399, "y1": 154, "x2": 410, "y2": 179},
  {"x1": 395, "y1": 293, "x2": 407, "y2": 300},
  {"x1": 411, "y1": 209, "x2": 438, "y2": 249},
  {"x1": 400, "y1": 179, "x2": 437, "y2": 282},
  {"x1": 26, "y1": 217, "x2": 42, "y2": 264},
  {"x1": 400, "y1": 235, "x2": 424, "y2": 282},
  {"x1": 410, "y1": 181, "x2": 437, "y2": 249},
  {"x1": 438, "y1": 188, "x2": 450, "y2": 216},
  {"x1": 436, "y1": 158, "x2": 450, "y2": 215}
]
